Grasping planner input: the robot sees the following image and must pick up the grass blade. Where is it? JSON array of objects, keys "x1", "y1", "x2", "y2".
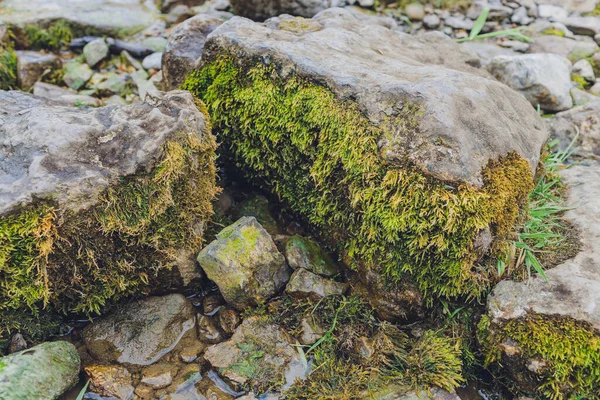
[
  {"x1": 76, "y1": 380, "x2": 90, "y2": 400},
  {"x1": 470, "y1": 7, "x2": 490, "y2": 39}
]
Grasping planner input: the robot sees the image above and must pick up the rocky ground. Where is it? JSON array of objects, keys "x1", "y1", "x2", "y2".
[{"x1": 1, "y1": 0, "x2": 600, "y2": 399}]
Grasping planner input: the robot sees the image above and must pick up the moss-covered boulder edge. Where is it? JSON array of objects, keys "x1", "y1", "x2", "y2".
[
  {"x1": 0, "y1": 99, "x2": 218, "y2": 343},
  {"x1": 183, "y1": 54, "x2": 534, "y2": 304}
]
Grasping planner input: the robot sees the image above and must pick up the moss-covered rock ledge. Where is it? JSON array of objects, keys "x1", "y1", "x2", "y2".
[
  {"x1": 0, "y1": 90, "x2": 218, "y2": 340},
  {"x1": 182, "y1": 9, "x2": 548, "y2": 304}
]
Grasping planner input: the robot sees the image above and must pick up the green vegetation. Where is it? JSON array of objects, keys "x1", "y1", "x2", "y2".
[
  {"x1": 457, "y1": 7, "x2": 532, "y2": 43},
  {"x1": 183, "y1": 55, "x2": 534, "y2": 304},
  {"x1": 540, "y1": 28, "x2": 566, "y2": 37},
  {"x1": 0, "y1": 112, "x2": 218, "y2": 341},
  {"x1": 24, "y1": 20, "x2": 72, "y2": 51},
  {"x1": 0, "y1": 47, "x2": 17, "y2": 90},
  {"x1": 479, "y1": 314, "x2": 600, "y2": 399},
  {"x1": 584, "y1": 3, "x2": 600, "y2": 16},
  {"x1": 224, "y1": 341, "x2": 285, "y2": 393},
  {"x1": 571, "y1": 73, "x2": 590, "y2": 90}
]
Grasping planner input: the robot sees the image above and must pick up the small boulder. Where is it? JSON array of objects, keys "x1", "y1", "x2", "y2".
[
  {"x1": 285, "y1": 235, "x2": 341, "y2": 277},
  {"x1": 197, "y1": 314, "x2": 224, "y2": 344},
  {"x1": 487, "y1": 53, "x2": 573, "y2": 112},
  {"x1": 15, "y1": 50, "x2": 62, "y2": 90},
  {"x1": 141, "y1": 363, "x2": 179, "y2": 389},
  {"x1": 85, "y1": 364, "x2": 134, "y2": 400},
  {"x1": 63, "y1": 61, "x2": 93, "y2": 90},
  {"x1": 285, "y1": 268, "x2": 347, "y2": 300},
  {"x1": 572, "y1": 58, "x2": 595, "y2": 82},
  {"x1": 528, "y1": 35, "x2": 598, "y2": 60},
  {"x1": 554, "y1": 16, "x2": 600, "y2": 37},
  {"x1": 83, "y1": 38, "x2": 109, "y2": 67},
  {"x1": 423, "y1": 14, "x2": 440, "y2": 29},
  {"x1": 143, "y1": 52, "x2": 163, "y2": 71},
  {"x1": 0, "y1": 341, "x2": 80, "y2": 400},
  {"x1": 83, "y1": 294, "x2": 195, "y2": 366},
  {"x1": 405, "y1": 3, "x2": 425, "y2": 21},
  {"x1": 545, "y1": 100, "x2": 600, "y2": 158},
  {"x1": 197, "y1": 217, "x2": 290, "y2": 310},
  {"x1": 95, "y1": 72, "x2": 134, "y2": 96}
]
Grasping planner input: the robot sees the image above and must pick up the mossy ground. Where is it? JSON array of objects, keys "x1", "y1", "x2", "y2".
[
  {"x1": 0, "y1": 115, "x2": 218, "y2": 347},
  {"x1": 182, "y1": 55, "x2": 534, "y2": 305},
  {"x1": 0, "y1": 36, "x2": 17, "y2": 90},
  {"x1": 479, "y1": 314, "x2": 600, "y2": 399}
]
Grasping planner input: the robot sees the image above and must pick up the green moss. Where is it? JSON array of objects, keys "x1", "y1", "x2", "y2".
[
  {"x1": 569, "y1": 49, "x2": 597, "y2": 63},
  {"x1": 224, "y1": 341, "x2": 284, "y2": 394},
  {"x1": 24, "y1": 20, "x2": 72, "y2": 51},
  {"x1": 0, "y1": 47, "x2": 17, "y2": 90},
  {"x1": 571, "y1": 73, "x2": 590, "y2": 90},
  {"x1": 540, "y1": 28, "x2": 566, "y2": 37},
  {"x1": 584, "y1": 3, "x2": 600, "y2": 16},
  {"x1": 182, "y1": 55, "x2": 534, "y2": 304},
  {"x1": 0, "y1": 114, "x2": 218, "y2": 331},
  {"x1": 479, "y1": 314, "x2": 600, "y2": 399}
]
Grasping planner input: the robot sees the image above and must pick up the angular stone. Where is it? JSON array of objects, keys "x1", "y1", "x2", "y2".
[
  {"x1": 197, "y1": 217, "x2": 290, "y2": 309},
  {"x1": 83, "y1": 38, "x2": 109, "y2": 67},
  {"x1": 15, "y1": 50, "x2": 62, "y2": 90},
  {"x1": 487, "y1": 54, "x2": 573, "y2": 112},
  {"x1": 63, "y1": 61, "x2": 93, "y2": 90},
  {"x1": 85, "y1": 364, "x2": 134, "y2": 400},
  {"x1": 286, "y1": 268, "x2": 347, "y2": 300},
  {"x1": 0, "y1": 341, "x2": 80, "y2": 400},
  {"x1": 218, "y1": 307, "x2": 241, "y2": 335},
  {"x1": 546, "y1": 100, "x2": 600, "y2": 159},
  {"x1": 572, "y1": 58, "x2": 595, "y2": 82},
  {"x1": 555, "y1": 16, "x2": 600, "y2": 37},
  {"x1": 33, "y1": 82, "x2": 101, "y2": 107},
  {"x1": 229, "y1": 0, "x2": 350, "y2": 21},
  {"x1": 461, "y1": 41, "x2": 518, "y2": 65},
  {"x1": 141, "y1": 363, "x2": 178, "y2": 389},
  {"x1": 197, "y1": 314, "x2": 224, "y2": 344},
  {"x1": 83, "y1": 294, "x2": 195, "y2": 366},
  {"x1": 142, "y1": 52, "x2": 163, "y2": 70},
  {"x1": 285, "y1": 235, "x2": 340, "y2": 277},
  {"x1": 163, "y1": 13, "x2": 224, "y2": 90}
]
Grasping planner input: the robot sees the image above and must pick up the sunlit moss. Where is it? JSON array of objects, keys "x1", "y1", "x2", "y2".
[
  {"x1": 183, "y1": 55, "x2": 534, "y2": 304},
  {"x1": 24, "y1": 20, "x2": 72, "y2": 51},
  {"x1": 0, "y1": 47, "x2": 17, "y2": 90}
]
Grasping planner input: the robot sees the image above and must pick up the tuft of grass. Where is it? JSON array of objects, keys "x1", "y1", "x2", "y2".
[
  {"x1": 24, "y1": 21, "x2": 72, "y2": 51},
  {"x1": 457, "y1": 7, "x2": 532, "y2": 43}
]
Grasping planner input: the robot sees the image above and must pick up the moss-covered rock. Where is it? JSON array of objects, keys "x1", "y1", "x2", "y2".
[
  {"x1": 182, "y1": 9, "x2": 547, "y2": 305},
  {"x1": 285, "y1": 235, "x2": 341, "y2": 277},
  {"x1": 0, "y1": 90, "x2": 218, "y2": 339}
]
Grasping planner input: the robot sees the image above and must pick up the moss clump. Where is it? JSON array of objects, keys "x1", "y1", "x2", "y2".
[
  {"x1": 0, "y1": 47, "x2": 18, "y2": 90},
  {"x1": 479, "y1": 314, "x2": 600, "y2": 399},
  {"x1": 24, "y1": 21, "x2": 72, "y2": 51},
  {"x1": 0, "y1": 116, "x2": 218, "y2": 333},
  {"x1": 571, "y1": 73, "x2": 590, "y2": 90},
  {"x1": 224, "y1": 341, "x2": 285, "y2": 394},
  {"x1": 183, "y1": 55, "x2": 534, "y2": 304},
  {"x1": 540, "y1": 28, "x2": 566, "y2": 37}
]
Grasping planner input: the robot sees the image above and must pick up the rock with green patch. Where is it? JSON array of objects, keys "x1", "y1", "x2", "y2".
[
  {"x1": 183, "y1": 9, "x2": 547, "y2": 304},
  {"x1": 546, "y1": 100, "x2": 600, "y2": 158},
  {"x1": 63, "y1": 61, "x2": 93, "y2": 90},
  {"x1": 95, "y1": 72, "x2": 135, "y2": 96},
  {"x1": 571, "y1": 87, "x2": 598, "y2": 106},
  {"x1": 236, "y1": 195, "x2": 279, "y2": 236},
  {"x1": 0, "y1": 90, "x2": 217, "y2": 328},
  {"x1": 15, "y1": 50, "x2": 62, "y2": 90},
  {"x1": 83, "y1": 294, "x2": 195, "y2": 366},
  {"x1": 572, "y1": 58, "x2": 596, "y2": 82},
  {"x1": 84, "y1": 364, "x2": 134, "y2": 400},
  {"x1": 285, "y1": 235, "x2": 340, "y2": 277},
  {"x1": 528, "y1": 34, "x2": 598, "y2": 61},
  {"x1": 285, "y1": 268, "x2": 347, "y2": 300},
  {"x1": 0, "y1": 341, "x2": 80, "y2": 400},
  {"x1": 203, "y1": 316, "x2": 302, "y2": 393},
  {"x1": 83, "y1": 38, "x2": 109, "y2": 67},
  {"x1": 197, "y1": 217, "x2": 290, "y2": 309},
  {"x1": 482, "y1": 162, "x2": 600, "y2": 398}
]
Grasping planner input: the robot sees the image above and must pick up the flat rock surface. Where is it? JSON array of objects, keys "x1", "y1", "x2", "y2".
[
  {"x1": 488, "y1": 162, "x2": 600, "y2": 330},
  {"x1": 0, "y1": 0, "x2": 157, "y2": 35},
  {"x1": 0, "y1": 90, "x2": 208, "y2": 215},
  {"x1": 546, "y1": 101, "x2": 600, "y2": 158},
  {"x1": 202, "y1": 8, "x2": 548, "y2": 186}
]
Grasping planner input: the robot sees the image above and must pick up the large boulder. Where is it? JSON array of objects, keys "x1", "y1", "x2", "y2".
[
  {"x1": 0, "y1": 341, "x2": 80, "y2": 400},
  {"x1": 183, "y1": 9, "x2": 548, "y2": 303},
  {"x1": 162, "y1": 14, "x2": 224, "y2": 90},
  {"x1": 0, "y1": 90, "x2": 217, "y2": 328},
  {"x1": 197, "y1": 216, "x2": 290, "y2": 309},
  {"x1": 481, "y1": 162, "x2": 600, "y2": 398},
  {"x1": 82, "y1": 294, "x2": 195, "y2": 366},
  {"x1": 230, "y1": 0, "x2": 351, "y2": 21},
  {"x1": 486, "y1": 53, "x2": 573, "y2": 112}
]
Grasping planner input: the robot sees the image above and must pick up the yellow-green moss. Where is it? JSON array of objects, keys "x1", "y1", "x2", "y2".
[
  {"x1": 584, "y1": 3, "x2": 600, "y2": 16},
  {"x1": 479, "y1": 314, "x2": 600, "y2": 399},
  {"x1": 540, "y1": 28, "x2": 566, "y2": 37},
  {"x1": 24, "y1": 20, "x2": 72, "y2": 51},
  {"x1": 571, "y1": 73, "x2": 590, "y2": 90},
  {"x1": 0, "y1": 47, "x2": 17, "y2": 90},
  {"x1": 0, "y1": 116, "x2": 218, "y2": 333},
  {"x1": 182, "y1": 55, "x2": 533, "y2": 304}
]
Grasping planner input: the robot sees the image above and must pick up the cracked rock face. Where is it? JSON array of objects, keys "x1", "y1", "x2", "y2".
[
  {"x1": 0, "y1": 90, "x2": 208, "y2": 215},
  {"x1": 201, "y1": 8, "x2": 548, "y2": 186}
]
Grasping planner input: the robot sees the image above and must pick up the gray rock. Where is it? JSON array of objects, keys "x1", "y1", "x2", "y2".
[
  {"x1": 83, "y1": 294, "x2": 195, "y2": 366},
  {"x1": 0, "y1": 341, "x2": 80, "y2": 400},
  {"x1": 63, "y1": 61, "x2": 93, "y2": 90},
  {"x1": 7, "y1": 333, "x2": 27, "y2": 354},
  {"x1": 103, "y1": 94, "x2": 128, "y2": 106},
  {"x1": 591, "y1": 81, "x2": 600, "y2": 95},
  {"x1": 596, "y1": 33, "x2": 600, "y2": 45},
  {"x1": 15, "y1": 50, "x2": 62, "y2": 90},
  {"x1": 158, "y1": 0, "x2": 206, "y2": 13},
  {"x1": 197, "y1": 216, "x2": 291, "y2": 309},
  {"x1": 83, "y1": 38, "x2": 109, "y2": 67},
  {"x1": 142, "y1": 51, "x2": 163, "y2": 70},
  {"x1": 405, "y1": 3, "x2": 425, "y2": 21},
  {"x1": 163, "y1": 14, "x2": 224, "y2": 90},
  {"x1": 140, "y1": 363, "x2": 177, "y2": 389},
  {"x1": 555, "y1": 16, "x2": 600, "y2": 37},
  {"x1": 33, "y1": 82, "x2": 101, "y2": 107},
  {"x1": 297, "y1": 316, "x2": 325, "y2": 345},
  {"x1": 200, "y1": 9, "x2": 547, "y2": 186},
  {"x1": 229, "y1": 0, "x2": 350, "y2": 20},
  {"x1": 423, "y1": 14, "x2": 440, "y2": 29},
  {"x1": 84, "y1": 364, "x2": 134, "y2": 400},
  {"x1": 546, "y1": 101, "x2": 600, "y2": 158},
  {"x1": 499, "y1": 39, "x2": 529, "y2": 52},
  {"x1": 488, "y1": 162, "x2": 600, "y2": 330},
  {"x1": 487, "y1": 53, "x2": 573, "y2": 112},
  {"x1": 461, "y1": 41, "x2": 518, "y2": 65},
  {"x1": 443, "y1": 15, "x2": 474, "y2": 30},
  {"x1": 285, "y1": 235, "x2": 341, "y2": 277},
  {"x1": 535, "y1": 0, "x2": 597, "y2": 14},
  {"x1": 467, "y1": 0, "x2": 513, "y2": 21},
  {"x1": 131, "y1": 69, "x2": 158, "y2": 100},
  {"x1": 537, "y1": 4, "x2": 568, "y2": 19},
  {"x1": 165, "y1": 4, "x2": 194, "y2": 25},
  {"x1": 572, "y1": 58, "x2": 596, "y2": 82},
  {"x1": 358, "y1": 0, "x2": 374, "y2": 6},
  {"x1": 0, "y1": 90, "x2": 208, "y2": 215},
  {"x1": 529, "y1": 35, "x2": 599, "y2": 60},
  {"x1": 285, "y1": 268, "x2": 347, "y2": 299},
  {"x1": 204, "y1": 316, "x2": 302, "y2": 389},
  {"x1": 0, "y1": 0, "x2": 157, "y2": 37},
  {"x1": 511, "y1": 6, "x2": 533, "y2": 25},
  {"x1": 95, "y1": 72, "x2": 134, "y2": 95},
  {"x1": 570, "y1": 87, "x2": 598, "y2": 106}
]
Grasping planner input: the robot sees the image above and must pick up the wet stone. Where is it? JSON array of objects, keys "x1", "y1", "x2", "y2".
[{"x1": 85, "y1": 364, "x2": 134, "y2": 400}]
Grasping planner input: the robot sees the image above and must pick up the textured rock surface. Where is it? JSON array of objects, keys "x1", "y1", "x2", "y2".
[
  {"x1": 0, "y1": 0, "x2": 157, "y2": 36},
  {"x1": 83, "y1": 294, "x2": 195, "y2": 366},
  {"x1": 528, "y1": 35, "x2": 598, "y2": 60},
  {"x1": 546, "y1": 101, "x2": 600, "y2": 158},
  {"x1": 63, "y1": 61, "x2": 93, "y2": 90},
  {"x1": 199, "y1": 9, "x2": 547, "y2": 186},
  {"x1": 488, "y1": 163, "x2": 600, "y2": 330},
  {"x1": 373, "y1": 385, "x2": 460, "y2": 400},
  {"x1": 15, "y1": 50, "x2": 62, "y2": 90},
  {"x1": 32, "y1": 82, "x2": 101, "y2": 107},
  {"x1": 85, "y1": 364, "x2": 135, "y2": 400},
  {"x1": 487, "y1": 53, "x2": 573, "y2": 112},
  {"x1": 0, "y1": 341, "x2": 80, "y2": 400},
  {"x1": 230, "y1": 0, "x2": 351, "y2": 21},
  {"x1": 284, "y1": 235, "x2": 340, "y2": 277},
  {"x1": 197, "y1": 217, "x2": 290, "y2": 309},
  {"x1": 0, "y1": 90, "x2": 207, "y2": 215},
  {"x1": 285, "y1": 267, "x2": 347, "y2": 299},
  {"x1": 83, "y1": 38, "x2": 109, "y2": 67},
  {"x1": 163, "y1": 14, "x2": 224, "y2": 90}
]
